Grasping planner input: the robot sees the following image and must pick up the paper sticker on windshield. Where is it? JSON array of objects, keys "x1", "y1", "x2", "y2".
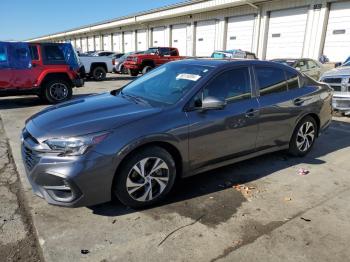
[{"x1": 176, "y1": 73, "x2": 201, "y2": 81}]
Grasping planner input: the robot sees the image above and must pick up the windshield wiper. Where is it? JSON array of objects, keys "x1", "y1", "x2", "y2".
[{"x1": 121, "y1": 91, "x2": 149, "y2": 105}]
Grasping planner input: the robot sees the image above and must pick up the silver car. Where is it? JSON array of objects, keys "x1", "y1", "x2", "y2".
[{"x1": 272, "y1": 58, "x2": 326, "y2": 80}]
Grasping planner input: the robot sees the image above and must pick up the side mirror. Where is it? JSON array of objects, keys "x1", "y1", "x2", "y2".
[{"x1": 201, "y1": 96, "x2": 226, "y2": 110}]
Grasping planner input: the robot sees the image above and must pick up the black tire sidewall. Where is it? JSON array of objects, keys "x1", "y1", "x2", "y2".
[
  {"x1": 92, "y1": 66, "x2": 107, "y2": 81},
  {"x1": 43, "y1": 79, "x2": 72, "y2": 104},
  {"x1": 142, "y1": 66, "x2": 153, "y2": 75},
  {"x1": 129, "y1": 69, "x2": 139, "y2": 77},
  {"x1": 113, "y1": 146, "x2": 176, "y2": 208},
  {"x1": 289, "y1": 116, "x2": 317, "y2": 157}
]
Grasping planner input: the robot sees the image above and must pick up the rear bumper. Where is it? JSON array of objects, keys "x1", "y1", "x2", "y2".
[{"x1": 73, "y1": 77, "x2": 84, "y2": 88}]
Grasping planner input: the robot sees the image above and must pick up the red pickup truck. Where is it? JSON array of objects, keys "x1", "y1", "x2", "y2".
[
  {"x1": 0, "y1": 42, "x2": 84, "y2": 104},
  {"x1": 124, "y1": 47, "x2": 185, "y2": 76}
]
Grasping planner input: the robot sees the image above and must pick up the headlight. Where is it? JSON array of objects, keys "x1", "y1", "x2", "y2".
[
  {"x1": 132, "y1": 57, "x2": 138, "y2": 62},
  {"x1": 44, "y1": 132, "x2": 110, "y2": 156}
]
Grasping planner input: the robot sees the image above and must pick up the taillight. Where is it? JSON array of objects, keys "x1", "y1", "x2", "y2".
[{"x1": 112, "y1": 59, "x2": 115, "y2": 65}]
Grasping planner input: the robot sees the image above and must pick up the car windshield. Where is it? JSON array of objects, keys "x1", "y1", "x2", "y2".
[
  {"x1": 120, "y1": 63, "x2": 212, "y2": 106},
  {"x1": 343, "y1": 58, "x2": 350, "y2": 66},
  {"x1": 144, "y1": 48, "x2": 159, "y2": 55}
]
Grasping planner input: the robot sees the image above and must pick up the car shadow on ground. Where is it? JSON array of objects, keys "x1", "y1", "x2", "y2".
[
  {"x1": 89, "y1": 119, "x2": 350, "y2": 225},
  {"x1": 84, "y1": 75, "x2": 136, "y2": 82},
  {"x1": 0, "y1": 94, "x2": 97, "y2": 110}
]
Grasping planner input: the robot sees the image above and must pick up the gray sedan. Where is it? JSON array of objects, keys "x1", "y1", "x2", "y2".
[
  {"x1": 271, "y1": 58, "x2": 326, "y2": 80},
  {"x1": 21, "y1": 59, "x2": 332, "y2": 208}
]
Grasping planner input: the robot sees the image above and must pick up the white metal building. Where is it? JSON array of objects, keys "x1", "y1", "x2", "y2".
[{"x1": 28, "y1": 0, "x2": 350, "y2": 62}]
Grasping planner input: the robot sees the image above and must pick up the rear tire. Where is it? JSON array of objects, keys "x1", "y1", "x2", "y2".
[
  {"x1": 42, "y1": 78, "x2": 72, "y2": 104},
  {"x1": 288, "y1": 116, "x2": 317, "y2": 157},
  {"x1": 92, "y1": 66, "x2": 107, "y2": 81},
  {"x1": 129, "y1": 69, "x2": 139, "y2": 77},
  {"x1": 113, "y1": 146, "x2": 176, "y2": 209},
  {"x1": 142, "y1": 65, "x2": 153, "y2": 75}
]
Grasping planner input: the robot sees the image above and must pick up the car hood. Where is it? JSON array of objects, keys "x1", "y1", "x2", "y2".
[
  {"x1": 26, "y1": 93, "x2": 161, "y2": 141},
  {"x1": 321, "y1": 66, "x2": 350, "y2": 78}
]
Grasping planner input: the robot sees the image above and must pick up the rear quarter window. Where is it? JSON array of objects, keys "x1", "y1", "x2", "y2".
[
  {"x1": 285, "y1": 70, "x2": 300, "y2": 90},
  {"x1": 42, "y1": 45, "x2": 65, "y2": 64}
]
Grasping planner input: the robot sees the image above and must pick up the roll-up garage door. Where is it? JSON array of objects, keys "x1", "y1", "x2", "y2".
[
  {"x1": 113, "y1": 33, "x2": 122, "y2": 52},
  {"x1": 266, "y1": 7, "x2": 308, "y2": 59},
  {"x1": 88, "y1": 36, "x2": 94, "y2": 51},
  {"x1": 152, "y1": 27, "x2": 165, "y2": 47},
  {"x1": 323, "y1": 2, "x2": 350, "y2": 62},
  {"x1": 172, "y1": 24, "x2": 187, "y2": 56},
  {"x1": 94, "y1": 36, "x2": 101, "y2": 51},
  {"x1": 196, "y1": 20, "x2": 216, "y2": 57},
  {"x1": 137, "y1": 30, "x2": 147, "y2": 51},
  {"x1": 76, "y1": 39, "x2": 82, "y2": 50},
  {"x1": 226, "y1": 15, "x2": 255, "y2": 51},
  {"x1": 103, "y1": 34, "x2": 112, "y2": 51},
  {"x1": 81, "y1": 38, "x2": 88, "y2": 52},
  {"x1": 124, "y1": 31, "x2": 134, "y2": 53}
]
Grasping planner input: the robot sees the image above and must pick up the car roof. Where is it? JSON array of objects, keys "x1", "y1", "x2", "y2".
[{"x1": 173, "y1": 58, "x2": 293, "y2": 69}]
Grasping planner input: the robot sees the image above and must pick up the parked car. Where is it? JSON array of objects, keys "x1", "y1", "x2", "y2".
[
  {"x1": 21, "y1": 59, "x2": 332, "y2": 208},
  {"x1": 320, "y1": 59, "x2": 350, "y2": 114},
  {"x1": 92, "y1": 51, "x2": 117, "y2": 57},
  {"x1": 79, "y1": 55, "x2": 115, "y2": 81},
  {"x1": 79, "y1": 51, "x2": 96, "y2": 56},
  {"x1": 109, "y1": 53, "x2": 124, "y2": 60},
  {"x1": 113, "y1": 51, "x2": 144, "y2": 74},
  {"x1": 123, "y1": 47, "x2": 185, "y2": 76},
  {"x1": 271, "y1": 58, "x2": 326, "y2": 80},
  {"x1": 0, "y1": 42, "x2": 84, "y2": 103},
  {"x1": 211, "y1": 49, "x2": 257, "y2": 59}
]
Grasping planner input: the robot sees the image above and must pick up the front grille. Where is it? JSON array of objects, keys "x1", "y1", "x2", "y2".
[
  {"x1": 23, "y1": 145, "x2": 40, "y2": 171},
  {"x1": 330, "y1": 85, "x2": 342, "y2": 92},
  {"x1": 323, "y1": 78, "x2": 342, "y2": 84}
]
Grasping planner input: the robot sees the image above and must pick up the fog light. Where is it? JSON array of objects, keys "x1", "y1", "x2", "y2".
[{"x1": 44, "y1": 181, "x2": 75, "y2": 202}]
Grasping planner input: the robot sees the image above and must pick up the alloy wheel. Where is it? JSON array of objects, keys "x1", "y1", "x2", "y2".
[
  {"x1": 126, "y1": 157, "x2": 170, "y2": 202},
  {"x1": 49, "y1": 83, "x2": 68, "y2": 101},
  {"x1": 296, "y1": 121, "x2": 315, "y2": 152}
]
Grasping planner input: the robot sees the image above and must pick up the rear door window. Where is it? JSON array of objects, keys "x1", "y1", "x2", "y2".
[{"x1": 255, "y1": 66, "x2": 287, "y2": 96}]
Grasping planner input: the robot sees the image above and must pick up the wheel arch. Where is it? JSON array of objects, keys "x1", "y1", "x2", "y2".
[
  {"x1": 111, "y1": 140, "x2": 183, "y2": 196},
  {"x1": 141, "y1": 59, "x2": 156, "y2": 69},
  {"x1": 293, "y1": 112, "x2": 321, "y2": 139},
  {"x1": 40, "y1": 73, "x2": 72, "y2": 89},
  {"x1": 90, "y1": 62, "x2": 107, "y2": 72}
]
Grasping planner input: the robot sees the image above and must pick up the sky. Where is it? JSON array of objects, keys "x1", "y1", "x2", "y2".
[{"x1": 0, "y1": 0, "x2": 183, "y2": 41}]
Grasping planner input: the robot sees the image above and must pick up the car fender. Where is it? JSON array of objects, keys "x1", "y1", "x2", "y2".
[{"x1": 36, "y1": 68, "x2": 73, "y2": 86}]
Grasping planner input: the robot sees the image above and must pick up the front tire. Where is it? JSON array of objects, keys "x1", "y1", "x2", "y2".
[
  {"x1": 129, "y1": 69, "x2": 139, "y2": 77},
  {"x1": 42, "y1": 78, "x2": 72, "y2": 104},
  {"x1": 288, "y1": 116, "x2": 317, "y2": 156},
  {"x1": 142, "y1": 65, "x2": 153, "y2": 75},
  {"x1": 113, "y1": 147, "x2": 176, "y2": 208}
]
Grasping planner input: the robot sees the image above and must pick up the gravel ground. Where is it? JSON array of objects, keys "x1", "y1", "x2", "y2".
[{"x1": 0, "y1": 120, "x2": 42, "y2": 262}]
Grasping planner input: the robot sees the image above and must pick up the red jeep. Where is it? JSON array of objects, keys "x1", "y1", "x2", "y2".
[
  {"x1": 0, "y1": 42, "x2": 84, "y2": 104},
  {"x1": 124, "y1": 47, "x2": 185, "y2": 76}
]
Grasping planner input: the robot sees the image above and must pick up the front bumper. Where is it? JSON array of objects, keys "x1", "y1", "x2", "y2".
[
  {"x1": 21, "y1": 137, "x2": 116, "y2": 207},
  {"x1": 124, "y1": 62, "x2": 140, "y2": 71},
  {"x1": 332, "y1": 94, "x2": 350, "y2": 112}
]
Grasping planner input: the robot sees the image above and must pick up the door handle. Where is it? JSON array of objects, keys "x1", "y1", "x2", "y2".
[
  {"x1": 245, "y1": 108, "x2": 259, "y2": 118},
  {"x1": 293, "y1": 98, "x2": 306, "y2": 106}
]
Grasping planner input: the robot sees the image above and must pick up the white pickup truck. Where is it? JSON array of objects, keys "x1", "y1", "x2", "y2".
[{"x1": 79, "y1": 56, "x2": 115, "y2": 81}]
